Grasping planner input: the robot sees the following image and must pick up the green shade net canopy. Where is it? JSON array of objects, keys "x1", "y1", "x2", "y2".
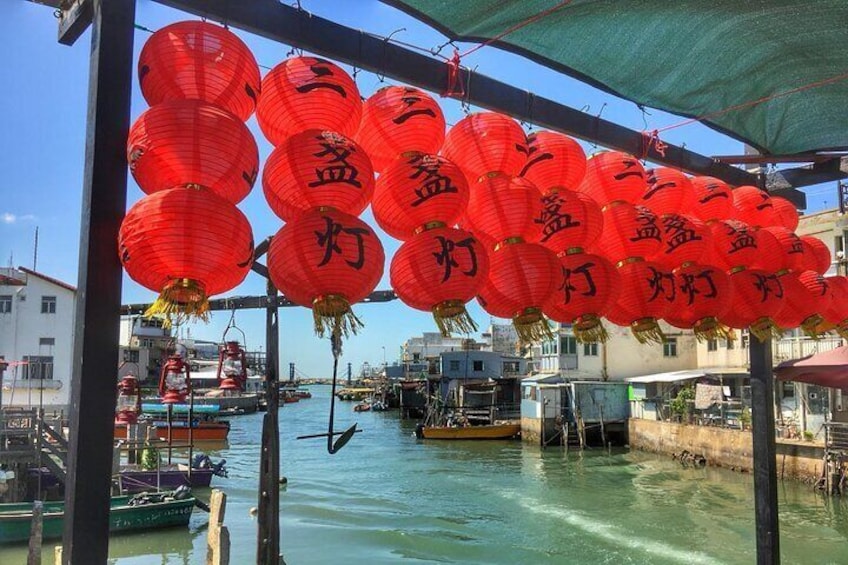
[{"x1": 383, "y1": 0, "x2": 848, "y2": 156}]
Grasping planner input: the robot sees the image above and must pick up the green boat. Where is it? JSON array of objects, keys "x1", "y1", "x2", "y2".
[{"x1": 0, "y1": 492, "x2": 195, "y2": 544}]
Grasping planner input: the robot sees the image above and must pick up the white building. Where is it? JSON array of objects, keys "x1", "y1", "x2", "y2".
[
  {"x1": 118, "y1": 315, "x2": 173, "y2": 382},
  {"x1": 0, "y1": 267, "x2": 75, "y2": 411},
  {"x1": 401, "y1": 332, "x2": 470, "y2": 364},
  {"x1": 480, "y1": 323, "x2": 519, "y2": 355}
]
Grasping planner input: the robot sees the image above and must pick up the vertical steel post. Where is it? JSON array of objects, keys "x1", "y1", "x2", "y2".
[
  {"x1": 62, "y1": 1, "x2": 136, "y2": 563},
  {"x1": 750, "y1": 337, "x2": 780, "y2": 564},
  {"x1": 257, "y1": 279, "x2": 280, "y2": 563}
]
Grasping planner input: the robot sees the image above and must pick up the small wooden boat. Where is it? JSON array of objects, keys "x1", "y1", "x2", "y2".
[
  {"x1": 353, "y1": 402, "x2": 371, "y2": 412},
  {"x1": 0, "y1": 491, "x2": 195, "y2": 544},
  {"x1": 114, "y1": 421, "x2": 230, "y2": 442},
  {"x1": 118, "y1": 455, "x2": 227, "y2": 493},
  {"x1": 417, "y1": 423, "x2": 521, "y2": 440}
]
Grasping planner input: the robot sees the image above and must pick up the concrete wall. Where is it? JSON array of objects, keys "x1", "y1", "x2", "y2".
[{"x1": 629, "y1": 419, "x2": 823, "y2": 482}]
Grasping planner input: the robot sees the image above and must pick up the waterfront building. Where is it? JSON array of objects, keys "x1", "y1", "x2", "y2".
[
  {"x1": 479, "y1": 323, "x2": 520, "y2": 355},
  {"x1": 0, "y1": 267, "x2": 75, "y2": 411},
  {"x1": 118, "y1": 315, "x2": 172, "y2": 383}
]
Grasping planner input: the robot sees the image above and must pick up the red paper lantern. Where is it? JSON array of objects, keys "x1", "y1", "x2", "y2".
[
  {"x1": 732, "y1": 185, "x2": 776, "y2": 228},
  {"x1": 651, "y1": 214, "x2": 709, "y2": 270},
  {"x1": 464, "y1": 174, "x2": 542, "y2": 244},
  {"x1": 770, "y1": 197, "x2": 799, "y2": 231},
  {"x1": 256, "y1": 56, "x2": 361, "y2": 146},
  {"x1": 119, "y1": 188, "x2": 253, "y2": 320},
  {"x1": 690, "y1": 176, "x2": 733, "y2": 223},
  {"x1": 665, "y1": 264, "x2": 732, "y2": 340},
  {"x1": 262, "y1": 129, "x2": 374, "y2": 222},
  {"x1": 138, "y1": 21, "x2": 260, "y2": 121},
  {"x1": 543, "y1": 252, "x2": 617, "y2": 342},
  {"x1": 707, "y1": 220, "x2": 765, "y2": 271},
  {"x1": 372, "y1": 153, "x2": 468, "y2": 240},
  {"x1": 760, "y1": 226, "x2": 807, "y2": 272},
  {"x1": 604, "y1": 260, "x2": 673, "y2": 343},
  {"x1": 772, "y1": 271, "x2": 831, "y2": 335},
  {"x1": 519, "y1": 131, "x2": 586, "y2": 192},
  {"x1": 355, "y1": 86, "x2": 445, "y2": 174},
  {"x1": 441, "y1": 112, "x2": 527, "y2": 182},
  {"x1": 128, "y1": 100, "x2": 258, "y2": 204},
  {"x1": 591, "y1": 203, "x2": 662, "y2": 264},
  {"x1": 800, "y1": 236, "x2": 832, "y2": 275},
  {"x1": 477, "y1": 242, "x2": 560, "y2": 343},
  {"x1": 267, "y1": 208, "x2": 384, "y2": 336},
  {"x1": 577, "y1": 151, "x2": 647, "y2": 206},
  {"x1": 639, "y1": 168, "x2": 694, "y2": 217},
  {"x1": 820, "y1": 276, "x2": 848, "y2": 339},
  {"x1": 720, "y1": 269, "x2": 785, "y2": 341},
  {"x1": 534, "y1": 189, "x2": 603, "y2": 254},
  {"x1": 391, "y1": 227, "x2": 489, "y2": 336}
]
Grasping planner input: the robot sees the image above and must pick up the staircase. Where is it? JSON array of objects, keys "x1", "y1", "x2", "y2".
[{"x1": 38, "y1": 418, "x2": 68, "y2": 484}]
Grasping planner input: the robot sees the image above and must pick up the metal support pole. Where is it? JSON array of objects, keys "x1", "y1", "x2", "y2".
[
  {"x1": 257, "y1": 278, "x2": 280, "y2": 564},
  {"x1": 750, "y1": 337, "x2": 780, "y2": 564},
  {"x1": 62, "y1": 1, "x2": 135, "y2": 563}
]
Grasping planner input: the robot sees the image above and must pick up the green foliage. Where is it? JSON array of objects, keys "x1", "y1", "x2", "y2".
[
  {"x1": 669, "y1": 385, "x2": 695, "y2": 419},
  {"x1": 740, "y1": 406, "x2": 752, "y2": 428},
  {"x1": 140, "y1": 446, "x2": 160, "y2": 471},
  {"x1": 803, "y1": 430, "x2": 815, "y2": 442}
]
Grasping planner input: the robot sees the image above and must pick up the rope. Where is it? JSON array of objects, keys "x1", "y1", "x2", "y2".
[{"x1": 459, "y1": 1, "x2": 574, "y2": 58}]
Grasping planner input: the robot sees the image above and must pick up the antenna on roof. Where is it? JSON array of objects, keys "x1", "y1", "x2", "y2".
[{"x1": 33, "y1": 226, "x2": 38, "y2": 270}]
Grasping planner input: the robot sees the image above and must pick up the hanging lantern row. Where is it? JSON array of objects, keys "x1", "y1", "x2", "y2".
[{"x1": 124, "y1": 20, "x2": 844, "y2": 349}]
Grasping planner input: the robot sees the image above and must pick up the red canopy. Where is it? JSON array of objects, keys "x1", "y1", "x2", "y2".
[{"x1": 774, "y1": 345, "x2": 848, "y2": 388}]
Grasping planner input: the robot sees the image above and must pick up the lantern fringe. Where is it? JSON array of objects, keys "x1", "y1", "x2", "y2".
[
  {"x1": 573, "y1": 314, "x2": 610, "y2": 344},
  {"x1": 749, "y1": 318, "x2": 780, "y2": 342},
  {"x1": 693, "y1": 317, "x2": 733, "y2": 342},
  {"x1": 144, "y1": 279, "x2": 210, "y2": 328},
  {"x1": 432, "y1": 301, "x2": 478, "y2": 337},
  {"x1": 513, "y1": 309, "x2": 555, "y2": 345},
  {"x1": 835, "y1": 322, "x2": 848, "y2": 342},
  {"x1": 313, "y1": 295, "x2": 363, "y2": 340},
  {"x1": 630, "y1": 318, "x2": 666, "y2": 345},
  {"x1": 800, "y1": 315, "x2": 825, "y2": 339}
]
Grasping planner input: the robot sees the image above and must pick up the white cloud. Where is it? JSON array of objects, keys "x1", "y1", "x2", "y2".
[{"x1": 1, "y1": 213, "x2": 36, "y2": 224}]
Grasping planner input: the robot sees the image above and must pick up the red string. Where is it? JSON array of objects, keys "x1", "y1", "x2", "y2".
[
  {"x1": 640, "y1": 130, "x2": 668, "y2": 159},
  {"x1": 443, "y1": 48, "x2": 465, "y2": 98}
]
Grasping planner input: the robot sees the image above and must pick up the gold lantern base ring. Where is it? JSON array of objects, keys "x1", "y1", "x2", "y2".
[
  {"x1": 313, "y1": 294, "x2": 363, "y2": 339},
  {"x1": 513, "y1": 307, "x2": 554, "y2": 344},
  {"x1": 630, "y1": 317, "x2": 666, "y2": 345},
  {"x1": 432, "y1": 300, "x2": 478, "y2": 337},
  {"x1": 800, "y1": 314, "x2": 825, "y2": 339},
  {"x1": 145, "y1": 278, "x2": 210, "y2": 328},
  {"x1": 572, "y1": 313, "x2": 609, "y2": 343},
  {"x1": 749, "y1": 317, "x2": 781, "y2": 342}
]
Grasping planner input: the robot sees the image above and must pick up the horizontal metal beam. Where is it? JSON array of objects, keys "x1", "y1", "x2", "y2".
[
  {"x1": 58, "y1": 0, "x2": 94, "y2": 46},
  {"x1": 713, "y1": 153, "x2": 845, "y2": 165},
  {"x1": 120, "y1": 290, "x2": 398, "y2": 315},
  {"x1": 152, "y1": 0, "x2": 768, "y2": 188}
]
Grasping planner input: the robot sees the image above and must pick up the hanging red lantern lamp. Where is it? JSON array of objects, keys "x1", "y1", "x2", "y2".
[
  {"x1": 519, "y1": 131, "x2": 586, "y2": 192},
  {"x1": 128, "y1": 100, "x2": 259, "y2": 204},
  {"x1": 391, "y1": 226, "x2": 489, "y2": 336},
  {"x1": 732, "y1": 185, "x2": 777, "y2": 228},
  {"x1": 820, "y1": 276, "x2": 848, "y2": 339},
  {"x1": 591, "y1": 203, "x2": 662, "y2": 265},
  {"x1": 800, "y1": 236, "x2": 832, "y2": 275},
  {"x1": 477, "y1": 242, "x2": 560, "y2": 343},
  {"x1": 639, "y1": 168, "x2": 695, "y2": 217},
  {"x1": 707, "y1": 220, "x2": 767, "y2": 271},
  {"x1": 256, "y1": 56, "x2": 362, "y2": 146},
  {"x1": 651, "y1": 213, "x2": 709, "y2": 271},
  {"x1": 372, "y1": 153, "x2": 469, "y2": 241},
  {"x1": 720, "y1": 269, "x2": 785, "y2": 341},
  {"x1": 159, "y1": 353, "x2": 191, "y2": 405},
  {"x1": 577, "y1": 151, "x2": 647, "y2": 206},
  {"x1": 115, "y1": 375, "x2": 142, "y2": 425},
  {"x1": 664, "y1": 264, "x2": 733, "y2": 340},
  {"x1": 138, "y1": 21, "x2": 261, "y2": 122},
  {"x1": 458, "y1": 213, "x2": 497, "y2": 253},
  {"x1": 689, "y1": 176, "x2": 733, "y2": 223},
  {"x1": 760, "y1": 226, "x2": 807, "y2": 272},
  {"x1": 464, "y1": 174, "x2": 543, "y2": 245},
  {"x1": 355, "y1": 86, "x2": 446, "y2": 174},
  {"x1": 262, "y1": 129, "x2": 375, "y2": 222},
  {"x1": 267, "y1": 208, "x2": 385, "y2": 337},
  {"x1": 543, "y1": 252, "x2": 618, "y2": 343},
  {"x1": 770, "y1": 197, "x2": 800, "y2": 231},
  {"x1": 534, "y1": 189, "x2": 603, "y2": 255},
  {"x1": 604, "y1": 260, "x2": 674, "y2": 344},
  {"x1": 217, "y1": 341, "x2": 248, "y2": 392},
  {"x1": 119, "y1": 188, "x2": 254, "y2": 322},
  {"x1": 771, "y1": 270, "x2": 831, "y2": 336},
  {"x1": 440, "y1": 112, "x2": 528, "y2": 182}
]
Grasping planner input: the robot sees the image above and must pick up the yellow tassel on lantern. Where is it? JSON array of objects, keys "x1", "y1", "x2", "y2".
[
  {"x1": 800, "y1": 314, "x2": 826, "y2": 339},
  {"x1": 749, "y1": 317, "x2": 781, "y2": 342},
  {"x1": 630, "y1": 317, "x2": 666, "y2": 345},
  {"x1": 312, "y1": 294, "x2": 363, "y2": 339},
  {"x1": 432, "y1": 300, "x2": 478, "y2": 337},
  {"x1": 692, "y1": 317, "x2": 734, "y2": 342},
  {"x1": 513, "y1": 307, "x2": 555, "y2": 344},
  {"x1": 572, "y1": 314, "x2": 609, "y2": 343},
  {"x1": 144, "y1": 278, "x2": 210, "y2": 328}
]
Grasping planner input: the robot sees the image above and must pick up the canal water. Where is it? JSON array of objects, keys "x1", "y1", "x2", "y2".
[{"x1": 3, "y1": 384, "x2": 848, "y2": 564}]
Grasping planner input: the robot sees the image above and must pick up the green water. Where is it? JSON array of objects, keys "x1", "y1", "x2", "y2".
[{"x1": 3, "y1": 385, "x2": 848, "y2": 564}]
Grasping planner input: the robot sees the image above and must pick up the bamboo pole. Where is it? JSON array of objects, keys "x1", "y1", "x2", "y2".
[{"x1": 27, "y1": 500, "x2": 43, "y2": 565}]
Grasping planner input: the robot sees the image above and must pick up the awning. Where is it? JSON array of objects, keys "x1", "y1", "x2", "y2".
[
  {"x1": 384, "y1": 0, "x2": 848, "y2": 155},
  {"x1": 774, "y1": 346, "x2": 848, "y2": 388},
  {"x1": 521, "y1": 373, "x2": 564, "y2": 384},
  {"x1": 626, "y1": 367, "x2": 747, "y2": 384}
]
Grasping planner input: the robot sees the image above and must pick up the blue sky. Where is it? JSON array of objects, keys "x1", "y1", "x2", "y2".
[{"x1": 1, "y1": 1, "x2": 837, "y2": 377}]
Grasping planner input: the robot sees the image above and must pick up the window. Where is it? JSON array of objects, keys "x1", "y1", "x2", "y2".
[
  {"x1": 412, "y1": 353, "x2": 420, "y2": 362},
  {"x1": 560, "y1": 336, "x2": 577, "y2": 355},
  {"x1": 139, "y1": 338, "x2": 155, "y2": 348},
  {"x1": 41, "y1": 296, "x2": 56, "y2": 314},
  {"x1": 140, "y1": 318, "x2": 163, "y2": 328},
  {"x1": 583, "y1": 342, "x2": 599, "y2": 357},
  {"x1": 472, "y1": 360, "x2": 484, "y2": 371},
  {"x1": 663, "y1": 338, "x2": 678, "y2": 357},
  {"x1": 21, "y1": 356, "x2": 53, "y2": 380},
  {"x1": 726, "y1": 338, "x2": 735, "y2": 350},
  {"x1": 123, "y1": 349, "x2": 140, "y2": 363},
  {"x1": 449, "y1": 360, "x2": 460, "y2": 371},
  {"x1": 707, "y1": 339, "x2": 718, "y2": 352},
  {"x1": 741, "y1": 331, "x2": 750, "y2": 349},
  {"x1": 0, "y1": 295, "x2": 11, "y2": 314},
  {"x1": 39, "y1": 337, "x2": 55, "y2": 347},
  {"x1": 503, "y1": 361, "x2": 520, "y2": 373}
]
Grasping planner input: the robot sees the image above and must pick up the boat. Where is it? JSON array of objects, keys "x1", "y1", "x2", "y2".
[
  {"x1": 117, "y1": 454, "x2": 228, "y2": 494},
  {"x1": 415, "y1": 423, "x2": 521, "y2": 440},
  {"x1": 114, "y1": 420, "x2": 230, "y2": 442},
  {"x1": 336, "y1": 387, "x2": 374, "y2": 401},
  {"x1": 0, "y1": 489, "x2": 196, "y2": 544},
  {"x1": 353, "y1": 401, "x2": 371, "y2": 412}
]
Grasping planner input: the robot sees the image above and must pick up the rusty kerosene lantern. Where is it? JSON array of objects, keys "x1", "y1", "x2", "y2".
[
  {"x1": 217, "y1": 340, "x2": 247, "y2": 392},
  {"x1": 115, "y1": 375, "x2": 142, "y2": 424},
  {"x1": 158, "y1": 353, "x2": 191, "y2": 404}
]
